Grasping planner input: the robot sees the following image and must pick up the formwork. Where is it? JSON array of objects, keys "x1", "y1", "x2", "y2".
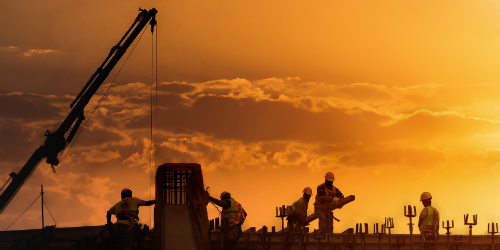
[{"x1": 154, "y1": 163, "x2": 210, "y2": 250}]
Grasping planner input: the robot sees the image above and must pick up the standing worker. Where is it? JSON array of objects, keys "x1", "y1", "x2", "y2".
[
  {"x1": 106, "y1": 188, "x2": 156, "y2": 250},
  {"x1": 313, "y1": 172, "x2": 344, "y2": 234},
  {"x1": 207, "y1": 191, "x2": 247, "y2": 250},
  {"x1": 287, "y1": 187, "x2": 312, "y2": 232},
  {"x1": 418, "y1": 192, "x2": 440, "y2": 249}
]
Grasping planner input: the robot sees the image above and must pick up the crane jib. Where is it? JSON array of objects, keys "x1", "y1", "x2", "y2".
[{"x1": 0, "y1": 8, "x2": 158, "y2": 215}]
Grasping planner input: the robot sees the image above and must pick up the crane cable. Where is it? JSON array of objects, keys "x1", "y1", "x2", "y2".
[
  {"x1": 4, "y1": 195, "x2": 41, "y2": 231},
  {"x1": 43, "y1": 201, "x2": 57, "y2": 228},
  {"x1": 58, "y1": 23, "x2": 151, "y2": 163},
  {"x1": 149, "y1": 22, "x2": 158, "y2": 229}
]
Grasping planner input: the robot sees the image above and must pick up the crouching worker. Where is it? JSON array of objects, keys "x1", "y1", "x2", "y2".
[
  {"x1": 287, "y1": 187, "x2": 312, "y2": 233},
  {"x1": 207, "y1": 191, "x2": 247, "y2": 250},
  {"x1": 106, "y1": 188, "x2": 156, "y2": 250}
]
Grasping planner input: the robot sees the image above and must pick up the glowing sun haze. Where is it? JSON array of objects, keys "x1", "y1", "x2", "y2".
[{"x1": 1, "y1": 0, "x2": 500, "y2": 235}]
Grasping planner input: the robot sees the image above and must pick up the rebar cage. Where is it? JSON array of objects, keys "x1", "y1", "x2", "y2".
[{"x1": 162, "y1": 168, "x2": 191, "y2": 204}]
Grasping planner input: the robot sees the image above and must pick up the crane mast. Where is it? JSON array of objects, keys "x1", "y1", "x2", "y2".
[{"x1": 0, "y1": 8, "x2": 157, "y2": 214}]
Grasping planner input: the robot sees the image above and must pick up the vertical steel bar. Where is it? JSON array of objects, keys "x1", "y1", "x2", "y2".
[
  {"x1": 410, "y1": 216, "x2": 414, "y2": 250},
  {"x1": 186, "y1": 171, "x2": 190, "y2": 204},
  {"x1": 41, "y1": 185, "x2": 44, "y2": 229},
  {"x1": 179, "y1": 171, "x2": 182, "y2": 204},
  {"x1": 174, "y1": 171, "x2": 178, "y2": 204},
  {"x1": 163, "y1": 174, "x2": 166, "y2": 203}
]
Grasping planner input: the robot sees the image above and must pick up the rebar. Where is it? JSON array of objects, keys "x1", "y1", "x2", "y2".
[
  {"x1": 443, "y1": 220, "x2": 455, "y2": 250},
  {"x1": 404, "y1": 205, "x2": 417, "y2": 250},
  {"x1": 488, "y1": 222, "x2": 498, "y2": 250},
  {"x1": 356, "y1": 223, "x2": 369, "y2": 250},
  {"x1": 464, "y1": 214, "x2": 478, "y2": 250},
  {"x1": 386, "y1": 217, "x2": 395, "y2": 250},
  {"x1": 374, "y1": 222, "x2": 387, "y2": 250}
]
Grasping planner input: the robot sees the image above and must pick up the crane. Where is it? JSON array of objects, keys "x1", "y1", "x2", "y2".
[{"x1": 0, "y1": 8, "x2": 158, "y2": 214}]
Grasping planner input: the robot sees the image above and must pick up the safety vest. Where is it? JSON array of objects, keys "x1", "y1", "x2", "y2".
[
  {"x1": 422, "y1": 206, "x2": 439, "y2": 230},
  {"x1": 291, "y1": 197, "x2": 303, "y2": 212},
  {"x1": 292, "y1": 197, "x2": 307, "y2": 215},
  {"x1": 114, "y1": 197, "x2": 139, "y2": 221},
  {"x1": 221, "y1": 198, "x2": 246, "y2": 227},
  {"x1": 315, "y1": 184, "x2": 336, "y2": 210}
]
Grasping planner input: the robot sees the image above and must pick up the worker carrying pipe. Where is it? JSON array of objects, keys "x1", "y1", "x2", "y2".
[
  {"x1": 286, "y1": 187, "x2": 313, "y2": 232},
  {"x1": 303, "y1": 172, "x2": 355, "y2": 234}
]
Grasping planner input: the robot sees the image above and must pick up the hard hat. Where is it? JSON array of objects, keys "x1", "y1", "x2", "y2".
[
  {"x1": 220, "y1": 191, "x2": 230, "y2": 199},
  {"x1": 420, "y1": 192, "x2": 432, "y2": 201},
  {"x1": 325, "y1": 172, "x2": 335, "y2": 181},
  {"x1": 121, "y1": 188, "x2": 132, "y2": 195},
  {"x1": 303, "y1": 187, "x2": 313, "y2": 195}
]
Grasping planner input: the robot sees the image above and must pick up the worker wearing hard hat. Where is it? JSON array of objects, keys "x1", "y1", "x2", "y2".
[
  {"x1": 286, "y1": 187, "x2": 313, "y2": 232},
  {"x1": 418, "y1": 192, "x2": 440, "y2": 249},
  {"x1": 313, "y1": 172, "x2": 344, "y2": 234},
  {"x1": 106, "y1": 188, "x2": 156, "y2": 250},
  {"x1": 206, "y1": 190, "x2": 247, "y2": 250}
]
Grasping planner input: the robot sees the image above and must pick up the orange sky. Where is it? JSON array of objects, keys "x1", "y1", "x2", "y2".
[{"x1": 2, "y1": 0, "x2": 500, "y2": 235}]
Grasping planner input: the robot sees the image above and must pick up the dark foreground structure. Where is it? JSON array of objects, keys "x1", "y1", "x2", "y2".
[{"x1": 2, "y1": 225, "x2": 500, "y2": 250}]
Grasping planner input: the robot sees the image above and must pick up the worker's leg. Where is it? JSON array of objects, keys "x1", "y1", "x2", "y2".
[
  {"x1": 314, "y1": 207, "x2": 327, "y2": 233},
  {"x1": 122, "y1": 224, "x2": 136, "y2": 250},
  {"x1": 114, "y1": 223, "x2": 129, "y2": 250},
  {"x1": 223, "y1": 225, "x2": 242, "y2": 250},
  {"x1": 223, "y1": 240, "x2": 238, "y2": 250},
  {"x1": 423, "y1": 233, "x2": 436, "y2": 249},
  {"x1": 325, "y1": 212, "x2": 334, "y2": 234}
]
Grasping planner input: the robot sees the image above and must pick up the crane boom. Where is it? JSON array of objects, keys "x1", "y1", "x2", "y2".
[{"x1": 0, "y1": 8, "x2": 157, "y2": 214}]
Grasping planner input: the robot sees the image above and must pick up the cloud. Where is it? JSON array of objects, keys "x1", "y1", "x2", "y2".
[
  {"x1": 20, "y1": 49, "x2": 58, "y2": 57},
  {"x1": 0, "y1": 46, "x2": 18, "y2": 51},
  {"x1": 81, "y1": 149, "x2": 121, "y2": 163},
  {"x1": 0, "y1": 92, "x2": 68, "y2": 122},
  {"x1": 122, "y1": 138, "x2": 152, "y2": 171}
]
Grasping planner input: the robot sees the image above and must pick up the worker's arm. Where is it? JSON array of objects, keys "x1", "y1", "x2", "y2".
[
  {"x1": 106, "y1": 206, "x2": 115, "y2": 225},
  {"x1": 135, "y1": 198, "x2": 155, "y2": 206},
  {"x1": 208, "y1": 196, "x2": 224, "y2": 207},
  {"x1": 144, "y1": 200, "x2": 155, "y2": 206},
  {"x1": 334, "y1": 187, "x2": 344, "y2": 199},
  {"x1": 418, "y1": 208, "x2": 427, "y2": 227}
]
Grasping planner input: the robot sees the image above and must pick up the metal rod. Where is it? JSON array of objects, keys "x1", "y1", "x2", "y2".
[
  {"x1": 404, "y1": 205, "x2": 416, "y2": 250},
  {"x1": 174, "y1": 171, "x2": 178, "y2": 204},
  {"x1": 41, "y1": 185, "x2": 44, "y2": 229},
  {"x1": 185, "y1": 171, "x2": 188, "y2": 204}
]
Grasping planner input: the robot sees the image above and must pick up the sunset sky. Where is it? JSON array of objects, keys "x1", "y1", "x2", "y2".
[{"x1": 2, "y1": 0, "x2": 500, "y2": 235}]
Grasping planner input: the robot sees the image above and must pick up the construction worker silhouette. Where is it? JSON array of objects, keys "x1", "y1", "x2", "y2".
[
  {"x1": 106, "y1": 188, "x2": 155, "y2": 250},
  {"x1": 418, "y1": 192, "x2": 440, "y2": 249},
  {"x1": 207, "y1": 191, "x2": 247, "y2": 250},
  {"x1": 313, "y1": 172, "x2": 344, "y2": 234},
  {"x1": 287, "y1": 187, "x2": 312, "y2": 232}
]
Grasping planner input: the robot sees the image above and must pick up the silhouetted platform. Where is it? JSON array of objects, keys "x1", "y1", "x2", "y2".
[
  {"x1": 0, "y1": 225, "x2": 153, "y2": 250},
  {"x1": 3, "y1": 225, "x2": 500, "y2": 250}
]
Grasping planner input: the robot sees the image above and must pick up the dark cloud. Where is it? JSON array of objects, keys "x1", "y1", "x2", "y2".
[
  {"x1": 158, "y1": 95, "x2": 389, "y2": 143},
  {"x1": 340, "y1": 147, "x2": 445, "y2": 168},
  {"x1": 0, "y1": 93, "x2": 67, "y2": 122},
  {"x1": 159, "y1": 83, "x2": 196, "y2": 94},
  {"x1": 69, "y1": 127, "x2": 124, "y2": 148},
  {"x1": 0, "y1": 121, "x2": 43, "y2": 168},
  {"x1": 387, "y1": 111, "x2": 500, "y2": 142}
]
